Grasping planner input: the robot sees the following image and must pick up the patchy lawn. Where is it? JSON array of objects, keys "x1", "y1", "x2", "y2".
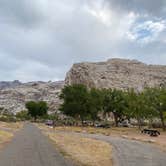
[{"x1": 38, "y1": 124, "x2": 112, "y2": 166}]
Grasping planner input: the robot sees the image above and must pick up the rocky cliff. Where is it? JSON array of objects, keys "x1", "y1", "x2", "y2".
[
  {"x1": 0, "y1": 81, "x2": 64, "y2": 114},
  {"x1": 65, "y1": 59, "x2": 166, "y2": 91},
  {"x1": 0, "y1": 58, "x2": 166, "y2": 114}
]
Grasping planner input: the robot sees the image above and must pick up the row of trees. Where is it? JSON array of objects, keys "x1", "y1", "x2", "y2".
[{"x1": 59, "y1": 84, "x2": 166, "y2": 130}]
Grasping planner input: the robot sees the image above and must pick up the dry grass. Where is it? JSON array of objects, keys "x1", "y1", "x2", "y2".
[
  {"x1": 38, "y1": 124, "x2": 112, "y2": 166},
  {"x1": 0, "y1": 130, "x2": 13, "y2": 143},
  {"x1": 0, "y1": 121, "x2": 23, "y2": 148},
  {"x1": 39, "y1": 124, "x2": 166, "y2": 153},
  {"x1": 0, "y1": 121, "x2": 23, "y2": 131},
  {"x1": 51, "y1": 126, "x2": 140, "y2": 136},
  {"x1": 47, "y1": 132, "x2": 112, "y2": 166},
  {"x1": 0, "y1": 130, "x2": 13, "y2": 148}
]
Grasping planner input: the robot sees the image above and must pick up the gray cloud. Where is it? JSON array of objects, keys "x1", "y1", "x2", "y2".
[
  {"x1": 104, "y1": 0, "x2": 166, "y2": 16},
  {"x1": 0, "y1": 0, "x2": 165, "y2": 82},
  {"x1": 0, "y1": 0, "x2": 44, "y2": 28}
]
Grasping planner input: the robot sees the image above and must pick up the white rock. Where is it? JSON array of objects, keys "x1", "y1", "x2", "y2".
[{"x1": 65, "y1": 58, "x2": 166, "y2": 90}]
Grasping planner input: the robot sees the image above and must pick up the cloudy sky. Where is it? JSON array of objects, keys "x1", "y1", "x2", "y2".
[{"x1": 0, "y1": 0, "x2": 166, "y2": 82}]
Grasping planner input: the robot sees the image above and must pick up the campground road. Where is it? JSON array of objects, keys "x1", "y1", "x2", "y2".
[
  {"x1": 1, "y1": 122, "x2": 166, "y2": 166},
  {"x1": 75, "y1": 132, "x2": 166, "y2": 166},
  {"x1": 0, "y1": 123, "x2": 74, "y2": 166}
]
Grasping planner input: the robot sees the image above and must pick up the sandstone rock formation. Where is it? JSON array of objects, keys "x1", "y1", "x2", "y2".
[
  {"x1": 0, "y1": 81, "x2": 64, "y2": 114},
  {"x1": 0, "y1": 58, "x2": 165, "y2": 114},
  {"x1": 65, "y1": 59, "x2": 166, "y2": 91}
]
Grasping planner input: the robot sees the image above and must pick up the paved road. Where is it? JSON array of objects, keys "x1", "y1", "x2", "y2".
[
  {"x1": 74, "y1": 132, "x2": 166, "y2": 166},
  {"x1": 0, "y1": 123, "x2": 74, "y2": 166}
]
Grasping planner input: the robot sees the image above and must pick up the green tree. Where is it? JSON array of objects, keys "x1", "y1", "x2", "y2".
[
  {"x1": 88, "y1": 88, "x2": 103, "y2": 125},
  {"x1": 38, "y1": 101, "x2": 48, "y2": 117},
  {"x1": 25, "y1": 101, "x2": 48, "y2": 121},
  {"x1": 125, "y1": 89, "x2": 151, "y2": 129},
  {"x1": 59, "y1": 84, "x2": 89, "y2": 125},
  {"x1": 102, "y1": 89, "x2": 127, "y2": 127},
  {"x1": 144, "y1": 87, "x2": 166, "y2": 131}
]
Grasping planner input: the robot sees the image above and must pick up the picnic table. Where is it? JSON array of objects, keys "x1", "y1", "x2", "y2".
[{"x1": 141, "y1": 129, "x2": 160, "y2": 137}]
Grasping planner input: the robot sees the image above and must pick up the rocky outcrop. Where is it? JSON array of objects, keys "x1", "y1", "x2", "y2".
[
  {"x1": 0, "y1": 81, "x2": 64, "y2": 114},
  {"x1": 0, "y1": 58, "x2": 165, "y2": 114},
  {"x1": 65, "y1": 59, "x2": 166, "y2": 91}
]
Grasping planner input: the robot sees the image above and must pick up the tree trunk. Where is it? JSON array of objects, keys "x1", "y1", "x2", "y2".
[
  {"x1": 114, "y1": 113, "x2": 118, "y2": 127},
  {"x1": 137, "y1": 117, "x2": 142, "y2": 130},
  {"x1": 92, "y1": 120, "x2": 95, "y2": 127},
  {"x1": 159, "y1": 111, "x2": 165, "y2": 131}
]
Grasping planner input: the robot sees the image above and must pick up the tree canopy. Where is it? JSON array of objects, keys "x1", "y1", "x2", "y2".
[
  {"x1": 59, "y1": 84, "x2": 166, "y2": 129},
  {"x1": 59, "y1": 84, "x2": 90, "y2": 124},
  {"x1": 25, "y1": 101, "x2": 48, "y2": 121}
]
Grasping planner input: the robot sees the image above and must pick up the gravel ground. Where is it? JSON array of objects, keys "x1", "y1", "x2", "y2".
[
  {"x1": 74, "y1": 132, "x2": 166, "y2": 166},
  {"x1": 0, "y1": 123, "x2": 74, "y2": 166}
]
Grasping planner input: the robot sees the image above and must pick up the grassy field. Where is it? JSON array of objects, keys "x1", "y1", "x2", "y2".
[{"x1": 38, "y1": 124, "x2": 112, "y2": 166}]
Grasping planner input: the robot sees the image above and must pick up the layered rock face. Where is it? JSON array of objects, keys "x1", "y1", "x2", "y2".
[
  {"x1": 65, "y1": 59, "x2": 166, "y2": 91},
  {"x1": 0, "y1": 81, "x2": 64, "y2": 114}
]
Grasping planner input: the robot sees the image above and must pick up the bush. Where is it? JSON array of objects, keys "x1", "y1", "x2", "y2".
[
  {"x1": 16, "y1": 111, "x2": 31, "y2": 121},
  {"x1": 0, "y1": 115, "x2": 16, "y2": 122}
]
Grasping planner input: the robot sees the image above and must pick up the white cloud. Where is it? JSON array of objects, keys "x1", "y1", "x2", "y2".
[
  {"x1": 0, "y1": 0, "x2": 165, "y2": 82},
  {"x1": 127, "y1": 19, "x2": 166, "y2": 43}
]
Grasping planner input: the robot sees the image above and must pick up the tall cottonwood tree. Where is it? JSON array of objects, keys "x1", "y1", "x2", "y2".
[
  {"x1": 59, "y1": 84, "x2": 89, "y2": 124},
  {"x1": 102, "y1": 89, "x2": 127, "y2": 126},
  {"x1": 144, "y1": 87, "x2": 166, "y2": 131}
]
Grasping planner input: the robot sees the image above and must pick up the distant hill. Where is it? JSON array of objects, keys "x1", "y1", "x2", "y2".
[
  {"x1": 0, "y1": 80, "x2": 22, "y2": 89},
  {"x1": 0, "y1": 81, "x2": 64, "y2": 114}
]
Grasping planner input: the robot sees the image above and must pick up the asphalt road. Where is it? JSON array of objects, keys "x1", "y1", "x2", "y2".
[
  {"x1": 0, "y1": 123, "x2": 74, "y2": 166},
  {"x1": 75, "y1": 132, "x2": 166, "y2": 166}
]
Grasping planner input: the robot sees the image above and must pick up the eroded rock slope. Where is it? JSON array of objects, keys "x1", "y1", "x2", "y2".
[{"x1": 0, "y1": 81, "x2": 64, "y2": 114}]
